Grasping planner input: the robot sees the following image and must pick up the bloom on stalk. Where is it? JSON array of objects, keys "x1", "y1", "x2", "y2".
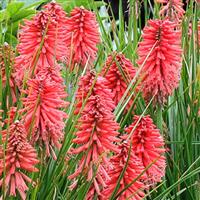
[
  {"x1": 3, "y1": 107, "x2": 18, "y2": 126},
  {"x1": 157, "y1": 0, "x2": 185, "y2": 22},
  {"x1": 14, "y1": 2, "x2": 67, "y2": 85},
  {"x1": 102, "y1": 140, "x2": 147, "y2": 200},
  {"x1": 137, "y1": 19, "x2": 182, "y2": 103},
  {"x1": 125, "y1": 115, "x2": 166, "y2": 184},
  {"x1": 198, "y1": 21, "x2": 200, "y2": 46},
  {"x1": 0, "y1": 121, "x2": 39, "y2": 200},
  {"x1": 69, "y1": 71, "x2": 119, "y2": 198},
  {"x1": 65, "y1": 7, "x2": 100, "y2": 68},
  {"x1": 102, "y1": 52, "x2": 137, "y2": 109},
  {"x1": 74, "y1": 71, "x2": 115, "y2": 115},
  {"x1": 22, "y1": 73, "x2": 68, "y2": 159}
]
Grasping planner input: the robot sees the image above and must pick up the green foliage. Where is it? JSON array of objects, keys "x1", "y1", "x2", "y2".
[
  {"x1": 0, "y1": 1, "x2": 43, "y2": 46},
  {"x1": 56, "y1": 0, "x2": 104, "y2": 13}
]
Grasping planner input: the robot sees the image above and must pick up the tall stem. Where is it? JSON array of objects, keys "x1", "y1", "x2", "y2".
[{"x1": 156, "y1": 103, "x2": 163, "y2": 134}]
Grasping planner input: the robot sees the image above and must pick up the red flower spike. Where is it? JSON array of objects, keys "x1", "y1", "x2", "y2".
[
  {"x1": 3, "y1": 107, "x2": 18, "y2": 126},
  {"x1": 14, "y1": 2, "x2": 67, "y2": 85},
  {"x1": 22, "y1": 74, "x2": 68, "y2": 159},
  {"x1": 0, "y1": 121, "x2": 39, "y2": 200},
  {"x1": 65, "y1": 7, "x2": 100, "y2": 68},
  {"x1": 69, "y1": 72, "x2": 120, "y2": 199},
  {"x1": 157, "y1": 0, "x2": 185, "y2": 22},
  {"x1": 125, "y1": 115, "x2": 166, "y2": 185},
  {"x1": 137, "y1": 19, "x2": 182, "y2": 103},
  {"x1": 102, "y1": 141, "x2": 147, "y2": 200},
  {"x1": 36, "y1": 63, "x2": 65, "y2": 89},
  {"x1": 198, "y1": 21, "x2": 200, "y2": 47},
  {"x1": 74, "y1": 71, "x2": 115, "y2": 115},
  {"x1": 102, "y1": 52, "x2": 137, "y2": 109},
  {"x1": 86, "y1": 167, "x2": 112, "y2": 200}
]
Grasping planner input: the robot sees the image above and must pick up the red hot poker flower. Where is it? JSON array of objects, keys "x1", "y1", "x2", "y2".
[
  {"x1": 22, "y1": 74, "x2": 68, "y2": 159},
  {"x1": 36, "y1": 63, "x2": 65, "y2": 89},
  {"x1": 125, "y1": 115, "x2": 166, "y2": 185},
  {"x1": 69, "y1": 72, "x2": 119, "y2": 198},
  {"x1": 198, "y1": 21, "x2": 200, "y2": 46},
  {"x1": 137, "y1": 19, "x2": 182, "y2": 103},
  {"x1": 4, "y1": 107, "x2": 18, "y2": 126},
  {"x1": 74, "y1": 71, "x2": 115, "y2": 115},
  {"x1": 157, "y1": 0, "x2": 185, "y2": 22},
  {"x1": 0, "y1": 121, "x2": 39, "y2": 200},
  {"x1": 65, "y1": 7, "x2": 100, "y2": 68},
  {"x1": 14, "y1": 2, "x2": 67, "y2": 85},
  {"x1": 102, "y1": 140, "x2": 147, "y2": 200},
  {"x1": 102, "y1": 52, "x2": 137, "y2": 109}
]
